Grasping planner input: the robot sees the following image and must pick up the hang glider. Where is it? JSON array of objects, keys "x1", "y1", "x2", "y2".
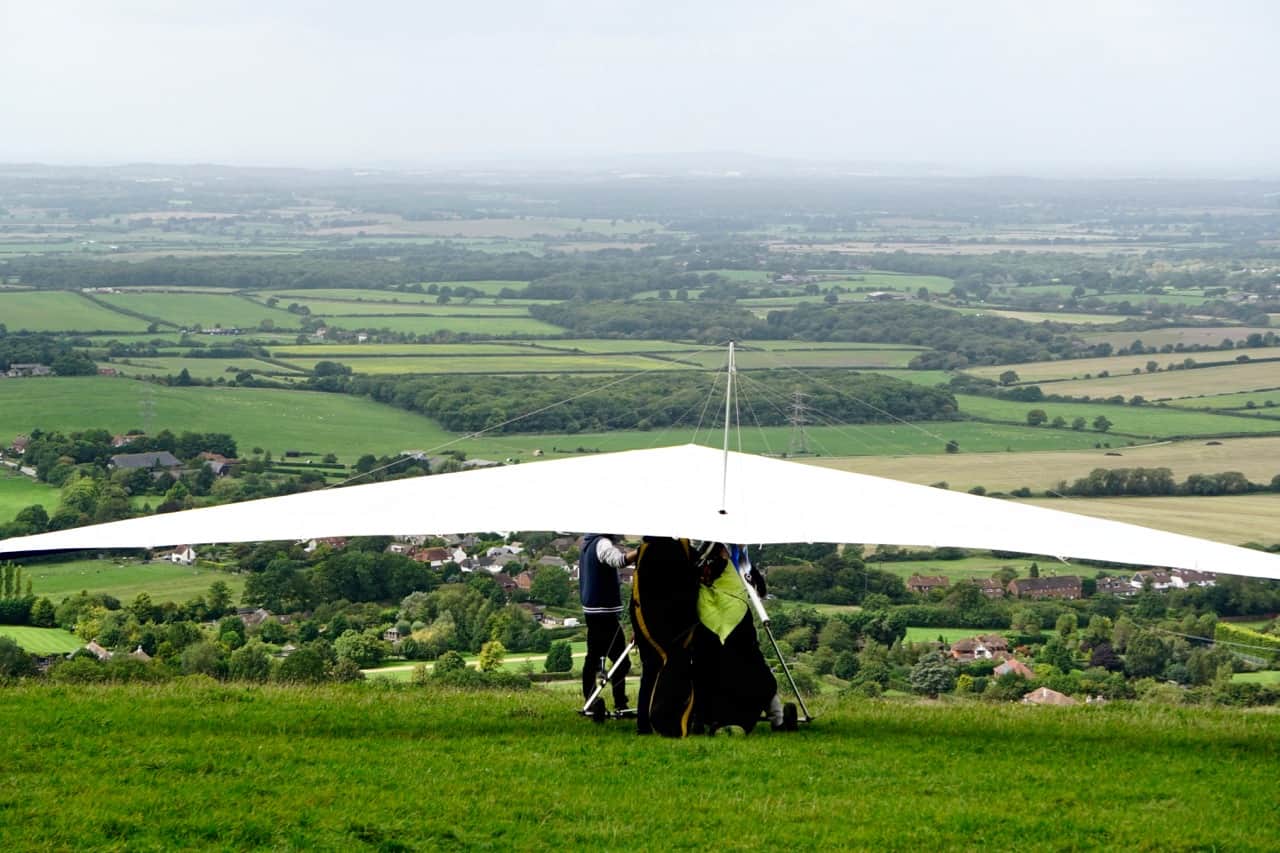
[{"x1": 2, "y1": 443, "x2": 1278, "y2": 581}]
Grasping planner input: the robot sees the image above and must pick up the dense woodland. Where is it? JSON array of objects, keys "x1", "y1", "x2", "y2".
[{"x1": 317, "y1": 370, "x2": 958, "y2": 433}]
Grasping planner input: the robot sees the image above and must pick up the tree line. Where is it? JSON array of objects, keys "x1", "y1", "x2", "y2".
[{"x1": 306, "y1": 369, "x2": 958, "y2": 434}]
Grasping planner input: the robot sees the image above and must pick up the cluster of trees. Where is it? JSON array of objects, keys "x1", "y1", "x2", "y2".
[
  {"x1": 763, "y1": 587, "x2": 1280, "y2": 706},
  {"x1": 1053, "y1": 467, "x2": 1280, "y2": 498},
  {"x1": 530, "y1": 299, "x2": 761, "y2": 341},
  {"x1": 308, "y1": 370, "x2": 957, "y2": 434},
  {"x1": 756, "y1": 547, "x2": 909, "y2": 606},
  {"x1": 0, "y1": 331, "x2": 97, "y2": 374},
  {"x1": 765, "y1": 303, "x2": 1085, "y2": 366},
  {"x1": 395, "y1": 584, "x2": 548, "y2": 660},
  {"x1": 1024, "y1": 410, "x2": 1113, "y2": 432}
]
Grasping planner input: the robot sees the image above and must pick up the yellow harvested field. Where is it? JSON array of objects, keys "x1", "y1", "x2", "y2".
[
  {"x1": 312, "y1": 215, "x2": 662, "y2": 239},
  {"x1": 812, "y1": 436, "x2": 1280, "y2": 492},
  {"x1": 769, "y1": 240, "x2": 1162, "y2": 256},
  {"x1": 970, "y1": 349, "x2": 1280, "y2": 383},
  {"x1": 1080, "y1": 326, "x2": 1273, "y2": 349},
  {"x1": 1039, "y1": 360, "x2": 1280, "y2": 401},
  {"x1": 1020, "y1": 494, "x2": 1280, "y2": 546}
]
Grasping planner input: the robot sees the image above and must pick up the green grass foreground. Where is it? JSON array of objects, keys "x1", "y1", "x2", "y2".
[{"x1": 1, "y1": 683, "x2": 1278, "y2": 850}]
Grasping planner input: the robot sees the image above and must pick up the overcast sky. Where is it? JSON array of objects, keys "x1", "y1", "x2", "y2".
[{"x1": 1, "y1": 0, "x2": 1276, "y2": 173}]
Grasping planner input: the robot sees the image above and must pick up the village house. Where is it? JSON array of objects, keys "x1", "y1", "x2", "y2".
[
  {"x1": 1007, "y1": 575, "x2": 1082, "y2": 600},
  {"x1": 128, "y1": 645, "x2": 152, "y2": 662},
  {"x1": 515, "y1": 570, "x2": 534, "y2": 592},
  {"x1": 6, "y1": 363, "x2": 52, "y2": 377},
  {"x1": 382, "y1": 626, "x2": 403, "y2": 643},
  {"x1": 1130, "y1": 569, "x2": 1176, "y2": 591},
  {"x1": 84, "y1": 641, "x2": 113, "y2": 661},
  {"x1": 198, "y1": 451, "x2": 239, "y2": 477},
  {"x1": 491, "y1": 572, "x2": 518, "y2": 595},
  {"x1": 949, "y1": 634, "x2": 1010, "y2": 662},
  {"x1": 1022, "y1": 686, "x2": 1078, "y2": 706},
  {"x1": 907, "y1": 574, "x2": 950, "y2": 595},
  {"x1": 993, "y1": 658, "x2": 1035, "y2": 679},
  {"x1": 96, "y1": 367, "x2": 118, "y2": 376},
  {"x1": 1096, "y1": 576, "x2": 1136, "y2": 597},
  {"x1": 236, "y1": 608, "x2": 274, "y2": 630},
  {"x1": 410, "y1": 546, "x2": 452, "y2": 565},
  {"x1": 536, "y1": 555, "x2": 568, "y2": 570},
  {"x1": 549, "y1": 535, "x2": 579, "y2": 553},
  {"x1": 970, "y1": 578, "x2": 1005, "y2": 599},
  {"x1": 165, "y1": 545, "x2": 197, "y2": 565},
  {"x1": 111, "y1": 433, "x2": 141, "y2": 448},
  {"x1": 1171, "y1": 569, "x2": 1217, "y2": 588},
  {"x1": 109, "y1": 451, "x2": 183, "y2": 472},
  {"x1": 303, "y1": 537, "x2": 348, "y2": 554},
  {"x1": 517, "y1": 602, "x2": 546, "y2": 623},
  {"x1": 10, "y1": 435, "x2": 29, "y2": 455}
]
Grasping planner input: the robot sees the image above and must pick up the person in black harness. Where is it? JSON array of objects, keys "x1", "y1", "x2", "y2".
[
  {"x1": 630, "y1": 535, "x2": 700, "y2": 736},
  {"x1": 579, "y1": 533, "x2": 637, "y2": 720},
  {"x1": 692, "y1": 542, "x2": 797, "y2": 734}
]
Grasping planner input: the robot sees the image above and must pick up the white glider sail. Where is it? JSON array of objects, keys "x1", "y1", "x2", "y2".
[{"x1": 1, "y1": 443, "x2": 1278, "y2": 581}]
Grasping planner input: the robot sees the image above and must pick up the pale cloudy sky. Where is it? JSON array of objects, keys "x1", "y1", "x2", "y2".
[{"x1": 0, "y1": 0, "x2": 1276, "y2": 172}]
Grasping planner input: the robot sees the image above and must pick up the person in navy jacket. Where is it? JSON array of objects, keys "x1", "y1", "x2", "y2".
[{"x1": 579, "y1": 533, "x2": 637, "y2": 717}]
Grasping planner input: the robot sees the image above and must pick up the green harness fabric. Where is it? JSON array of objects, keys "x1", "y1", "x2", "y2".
[{"x1": 697, "y1": 568, "x2": 749, "y2": 644}]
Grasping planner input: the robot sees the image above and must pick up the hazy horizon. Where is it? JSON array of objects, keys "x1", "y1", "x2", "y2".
[{"x1": 3, "y1": 0, "x2": 1277, "y2": 175}]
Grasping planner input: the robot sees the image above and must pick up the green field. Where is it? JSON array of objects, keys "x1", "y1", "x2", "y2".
[
  {"x1": 276, "y1": 354, "x2": 686, "y2": 375},
  {"x1": 0, "y1": 473, "x2": 59, "y2": 524},
  {"x1": 0, "y1": 626, "x2": 81, "y2": 654},
  {"x1": 283, "y1": 299, "x2": 532, "y2": 317},
  {"x1": 18, "y1": 557, "x2": 246, "y2": 604},
  {"x1": 903, "y1": 626, "x2": 1007, "y2": 643},
  {"x1": 1167, "y1": 390, "x2": 1280, "y2": 410},
  {"x1": 833, "y1": 271, "x2": 955, "y2": 293},
  {"x1": 447, "y1": 420, "x2": 1121, "y2": 458},
  {"x1": 104, "y1": 357, "x2": 304, "y2": 380},
  {"x1": 0, "y1": 291, "x2": 152, "y2": 332},
  {"x1": 955, "y1": 394, "x2": 1280, "y2": 438},
  {"x1": 1233, "y1": 670, "x2": 1280, "y2": 684},
  {"x1": 1097, "y1": 291, "x2": 1212, "y2": 307},
  {"x1": 953, "y1": 307, "x2": 1126, "y2": 326},
  {"x1": 270, "y1": 343, "x2": 535, "y2": 357},
  {"x1": 686, "y1": 348, "x2": 923, "y2": 369},
  {"x1": 1, "y1": 683, "x2": 1277, "y2": 849},
  {"x1": 874, "y1": 556, "x2": 1066, "y2": 584},
  {"x1": 534, "y1": 339, "x2": 702, "y2": 353},
  {"x1": 321, "y1": 315, "x2": 564, "y2": 335},
  {"x1": 818, "y1": 436, "x2": 1280, "y2": 491},
  {"x1": 259, "y1": 283, "x2": 529, "y2": 301},
  {"x1": 98, "y1": 292, "x2": 298, "y2": 329},
  {"x1": 0, "y1": 377, "x2": 455, "y2": 461}
]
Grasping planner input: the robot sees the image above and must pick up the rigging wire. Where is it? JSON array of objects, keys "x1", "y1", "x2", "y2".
[
  {"x1": 751, "y1": 346, "x2": 954, "y2": 444},
  {"x1": 732, "y1": 370, "x2": 895, "y2": 456},
  {"x1": 1154, "y1": 627, "x2": 1280, "y2": 655},
  {"x1": 332, "y1": 339, "x2": 733, "y2": 488}
]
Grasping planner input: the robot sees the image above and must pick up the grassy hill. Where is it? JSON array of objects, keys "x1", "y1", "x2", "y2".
[
  {"x1": 19, "y1": 557, "x2": 245, "y2": 604},
  {"x1": 0, "y1": 377, "x2": 454, "y2": 461},
  {"x1": 0, "y1": 682, "x2": 1276, "y2": 849}
]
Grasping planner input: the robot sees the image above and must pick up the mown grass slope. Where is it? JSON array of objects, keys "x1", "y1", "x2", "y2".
[
  {"x1": 19, "y1": 557, "x2": 245, "y2": 604},
  {"x1": 0, "y1": 377, "x2": 453, "y2": 460},
  {"x1": 0, "y1": 683, "x2": 1276, "y2": 850}
]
